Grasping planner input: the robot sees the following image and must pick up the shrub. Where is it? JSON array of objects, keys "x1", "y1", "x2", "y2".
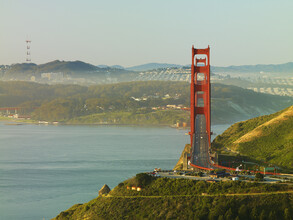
[
  {"x1": 255, "y1": 173, "x2": 264, "y2": 181},
  {"x1": 135, "y1": 173, "x2": 153, "y2": 187},
  {"x1": 118, "y1": 182, "x2": 124, "y2": 187}
]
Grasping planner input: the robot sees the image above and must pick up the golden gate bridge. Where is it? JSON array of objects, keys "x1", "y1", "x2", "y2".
[{"x1": 189, "y1": 46, "x2": 278, "y2": 175}]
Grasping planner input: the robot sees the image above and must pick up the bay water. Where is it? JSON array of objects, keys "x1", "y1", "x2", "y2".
[{"x1": 0, "y1": 122, "x2": 230, "y2": 220}]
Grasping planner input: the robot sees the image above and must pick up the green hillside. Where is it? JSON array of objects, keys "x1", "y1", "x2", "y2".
[
  {"x1": 212, "y1": 106, "x2": 293, "y2": 170},
  {"x1": 54, "y1": 174, "x2": 293, "y2": 220},
  {"x1": 0, "y1": 81, "x2": 292, "y2": 125}
]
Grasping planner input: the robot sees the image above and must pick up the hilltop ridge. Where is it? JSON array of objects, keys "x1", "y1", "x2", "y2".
[{"x1": 0, "y1": 60, "x2": 133, "y2": 81}]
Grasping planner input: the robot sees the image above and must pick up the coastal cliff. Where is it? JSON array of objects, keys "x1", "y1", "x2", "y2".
[{"x1": 173, "y1": 144, "x2": 191, "y2": 170}]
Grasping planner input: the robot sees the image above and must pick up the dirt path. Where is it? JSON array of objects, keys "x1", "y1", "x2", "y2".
[{"x1": 107, "y1": 190, "x2": 293, "y2": 198}]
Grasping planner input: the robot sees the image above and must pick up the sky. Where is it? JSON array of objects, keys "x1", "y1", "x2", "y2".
[{"x1": 0, "y1": 0, "x2": 292, "y2": 67}]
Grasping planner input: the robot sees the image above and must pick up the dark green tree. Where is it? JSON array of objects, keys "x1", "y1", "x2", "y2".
[
  {"x1": 224, "y1": 208, "x2": 233, "y2": 220},
  {"x1": 268, "y1": 211, "x2": 277, "y2": 220},
  {"x1": 284, "y1": 208, "x2": 292, "y2": 220},
  {"x1": 250, "y1": 207, "x2": 258, "y2": 220},
  {"x1": 259, "y1": 210, "x2": 266, "y2": 220},
  {"x1": 135, "y1": 173, "x2": 153, "y2": 187},
  {"x1": 218, "y1": 215, "x2": 224, "y2": 220},
  {"x1": 238, "y1": 204, "x2": 248, "y2": 220},
  {"x1": 255, "y1": 173, "x2": 264, "y2": 181}
]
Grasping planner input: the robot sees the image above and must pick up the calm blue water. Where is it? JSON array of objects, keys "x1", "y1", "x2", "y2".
[{"x1": 0, "y1": 122, "x2": 230, "y2": 220}]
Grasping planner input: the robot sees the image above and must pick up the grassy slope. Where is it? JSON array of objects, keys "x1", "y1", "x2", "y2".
[
  {"x1": 212, "y1": 106, "x2": 293, "y2": 170},
  {"x1": 53, "y1": 175, "x2": 293, "y2": 220}
]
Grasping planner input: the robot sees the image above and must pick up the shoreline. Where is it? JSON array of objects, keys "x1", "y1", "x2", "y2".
[{"x1": 0, "y1": 119, "x2": 232, "y2": 128}]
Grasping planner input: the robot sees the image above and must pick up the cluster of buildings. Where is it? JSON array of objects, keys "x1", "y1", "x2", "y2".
[
  {"x1": 132, "y1": 67, "x2": 236, "y2": 83},
  {"x1": 151, "y1": 104, "x2": 186, "y2": 110},
  {"x1": 246, "y1": 77, "x2": 293, "y2": 97},
  {"x1": 130, "y1": 93, "x2": 187, "y2": 114},
  {"x1": 133, "y1": 68, "x2": 191, "y2": 82},
  {"x1": 126, "y1": 186, "x2": 142, "y2": 191},
  {"x1": 247, "y1": 87, "x2": 293, "y2": 97},
  {"x1": 131, "y1": 93, "x2": 181, "y2": 102},
  {"x1": 6, "y1": 114, "x2": 31, "y2": 120}
]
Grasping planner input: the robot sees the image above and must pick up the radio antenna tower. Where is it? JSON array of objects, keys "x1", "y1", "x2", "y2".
[{"x1": 26, "y1": 39, "x2": 31, "y2": 62}]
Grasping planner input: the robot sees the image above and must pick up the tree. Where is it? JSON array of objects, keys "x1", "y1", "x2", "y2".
[
  {"x1": 268, "y1": 211, "x2": 277, "y2": 220},
  {"x1": 135, "y1": 173, "x2": 153, "y2": 187},
  {"x1": 238, "y1": 204, "x2": 248, "y2": 220},
  {"x1": 218, "y1": 215, "x2": 224, "y2": 220},
  {"x1": 197, "y1": 207, "x2": 209, "y2": 220},
  {"x1": 259, "y1": 210, "x2": 266, "y2": 220},
  {"x1": 255, "y1": 173, "x2": 264, "y2": 181},
  {"x1": 224, "y1": 208, "x2": 233, "y2": 220},
  {"x1": 250, "y1": 207, "x2": 258, "y2": 220},
  {"x1": 284, "y1": 208, "x2": 292, "y2": 220}
]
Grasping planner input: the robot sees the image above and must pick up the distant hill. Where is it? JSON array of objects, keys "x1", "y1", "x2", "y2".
[
  {"x1": 97, "y1": 65, "x2": 124, "y2": 69},
  {"x1": 125, "y1": 61, "x2": 293, "y2": 73},
  {"x1": 1, "y1": 60, "x2": 134, "y2": 81},
  {"x1": 3, "y1": 61, "x2": 293, "y2": 74},
  {"x1": 212, "y1": 62, "x2": 293, "y2": 73},
  {"x1": 8, "y1": 60, "x2": 97, "y2": 73},
  {"x1": 1, "y1": 81, "x2": 292, "y2": 125},
  {"x1": 37, "y1": 60, "x2": 97, "y2": 72},
  {"x1": 2, "y1": 61, "x2": 293, "y2": 82},
  {"x1": 110, "y1": 65, "x2": 124, "y2": 69},
  {"x1": 212, "y1": 106, "x2": 293, "y2": 170},
  {"x1": 126, "y1": 63, "x2": 183, "y2": 71}
]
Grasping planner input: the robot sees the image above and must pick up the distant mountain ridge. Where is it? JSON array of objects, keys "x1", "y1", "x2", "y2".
[
  {"x1": 126, "y1": 62, "x2": 293, "y2": 73},
  {"x1": 8, "y1": 60, "x2": 98, "y2": 73},
  {"x1": 2, "y1": 60, "x2": 293, "y2": 73},
  {"x1": 97, "y1": 65, "x2": 124, "y2": 69},
  {"x1": 0, "y1": 60, "x2": 134, "y2": 81},
  {"x1": 126, "y1": 63, "x2": 183, "y2": 71},
  {"x1": 211, "y1": 62, "x2": 293, "y2": 73},
  {"x1": 124, "y1": 61, "x2": 293, "y2": 72}
]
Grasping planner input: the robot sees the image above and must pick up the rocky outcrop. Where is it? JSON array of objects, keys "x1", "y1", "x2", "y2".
[
  {"x1": 98, "y1": 184, "x2": 111, "y2": 196},
  {"x1": 173, "y1": 144, "x2": 191, "y2": 170}
]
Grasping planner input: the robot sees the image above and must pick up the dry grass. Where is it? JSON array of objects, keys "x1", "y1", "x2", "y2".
[{"x1": 233, "y1": 106, "x2": 293, "y2": 144}]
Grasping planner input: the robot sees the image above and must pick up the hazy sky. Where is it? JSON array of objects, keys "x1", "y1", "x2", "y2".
[{"x1": 0, "y1": 0, "x2": 292, "y2": 67}]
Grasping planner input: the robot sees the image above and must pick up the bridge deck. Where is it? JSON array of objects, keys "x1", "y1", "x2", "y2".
[{"x1": 191, "y1": 114, "x2": 214, "y2": 169}]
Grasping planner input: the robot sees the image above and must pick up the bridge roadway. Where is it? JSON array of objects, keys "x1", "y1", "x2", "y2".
[
  {"x1": 190, "y1": 116, "x2": 278, "y2": 173},
  {"x1": 190, "y1": 115, "x2": 282, "y2": 174},
  {"x1": 191, "y1": 114, "x2": 214, "y2": 169}
]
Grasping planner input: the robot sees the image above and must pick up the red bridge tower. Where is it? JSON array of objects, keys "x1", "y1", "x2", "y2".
[{"x1": 189, "y1": 45, "x2": 211, "y2": 153}]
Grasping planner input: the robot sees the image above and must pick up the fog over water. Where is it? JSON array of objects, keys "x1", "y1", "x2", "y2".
[{"x1": 0, "y1": 122, "x2": 230, "y2": 220}]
